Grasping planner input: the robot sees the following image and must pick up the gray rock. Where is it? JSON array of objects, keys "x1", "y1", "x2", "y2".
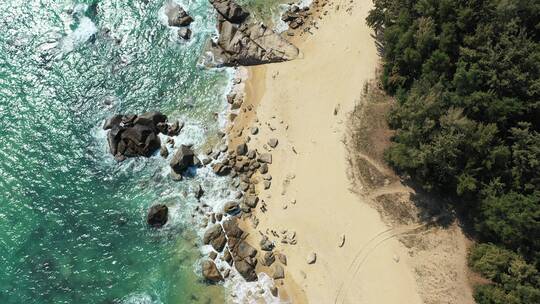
[
  {"x1": 250, "y1": 126, "x2": 259, "y2": 135},
  {"x1": 244, "y1": 196, "x2": 259, "y2": 208},
  {"x1": 177, "y1": 27, "x2": 192, "y2": 40},
  {"x1": 167, "y1": 120, "x2": 184, "y2": 136},
  {"x1": 235, "y1": 241, "x2": 258, "y2": 260},
  {"x1": 223, "y1": 248, "x2": 232, "y2": 265},
  {"x1": 222, "y1": 217, "x2": 244, "y2": 239},
  {"x1": 160, "y1": 145, "x2": 169, "y2": 158},
  {"x1": 270, "y1": 286, "x2": 278, "y2": 297},
  {"x1": 223, "y1": 201, "x2": 240, "y2": 215},
  {"x1": 235, "y1": 259, "x2": 257, "y2": 282},
  {"x1": 202, "y1": 260, "x2": 223, "y2": 283},
  {"x1": 212, "y1": 162, "x2": 231, "y2": 176},
  {"x1": 258, "y1": 153, "x2": 272, "y2": 164},
  {"x1": 306, "y1": 252, "x2": 317, "y2": 264},
  {"x1": 236, "y1": 142, "x2": 248, "y2": 155},
  {"x1": 170, "y1": 170, "x2": 183, "y2": 181},
  {"x1": 259, "y1": 163, "x2": 268, "y2": 174},
  {"x1": 203, "y1": 224, "x2": 227, "y2": 252},
  {"x1": 262, "y1": 251, "x2": 275, "y2": 266},
  {"x1": 209, "y1": 0, "x2": 250, "y2": 24},
  {"x1": 247, "y1": 149, "x2": 257, "y2": 159},
  {"x1": 272, "y1": 264, "x2": 285, "y2": 279},
  {"x1": 147, "y1": 204, "x2": 168, "y2": 228},
  {"x1": 268, "y1": 138, "x2": 278, "y2": 148},
  {"x1": 260, "y1": 235, "x2": 274, "y2": 251},
  {"x1": 222, "y1": 268, "x2": 231, "y2": 278},
  {"x1": 194, "y1": 184, "x2": 204, "y2": 200},
  {"x1": 170, "y1": 145, "x2": 200, "y2": 174},
  {"x1": 277, "y1": 253, "x2": 287, "y2": 265},
  {"x1": 166, "y1": 3, "x2": 194, "y2": 27}
]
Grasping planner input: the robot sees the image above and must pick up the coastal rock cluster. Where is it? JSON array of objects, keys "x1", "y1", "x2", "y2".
[
  {"x1": 205, "y1": 0, "x2": 299, "y2": 66},
  {"x1": 166, "y1": 3, "x2": 194, "y2": 40},
  {"x1": 103, "y1": 112, "x2": 182, "y2": 161},
  {"x1": 196, "y1": 126, "x2": 291, "y2": 290},
  {"x1": 281, "y1": 5, "x2": 310, "y2": 29}
]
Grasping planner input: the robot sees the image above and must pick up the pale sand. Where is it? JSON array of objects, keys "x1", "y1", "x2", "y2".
[{"x1": 229, "y1": 0, "x2": 424, "y2": 303}]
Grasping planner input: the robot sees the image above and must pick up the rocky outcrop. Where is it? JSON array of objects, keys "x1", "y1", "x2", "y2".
[
  {"x1": 166, "y1": 3, "x2": 194, "y2": 40},
  {"x1": 205, "y1": 0, "x2": 299, "y2": 66},
  {"x1": 210, "y1": 0, "x2": 249, "y2": 23},
  {"x1": 104, "y1": 112, "x2": 176, "y2": 160},
  {"x1": 217, "y1": 217, "x2": 259, "y2": 282},
  {"x1": 166, "y1": 3, "x2": 194, "y2": 27},
  {"x1": 147, "y1": 204, "x2": 168, "y2": 228},
  {"x1": 103, "y1": 112, "x2": 182, "y2": 161}
]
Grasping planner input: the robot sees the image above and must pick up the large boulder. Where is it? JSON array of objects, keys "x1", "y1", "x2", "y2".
[
  {"x1": 203, "y1": 224, "x2": 227, "y2": 252},
  {"x1": 147, "y1": 204, "x2": 168, "y2": 228},
  {"x1": 170, "y1": 145, "x2": 200, "y2": 174},
  {"x1": 235, "y1": 259, "x2": 257, "y2": 281},
  {"x1": 166, "y1": 3, "x2": 194, "y2": 27},
  {"x1": 234, "y1": 240, "x2": 257, "y2": 260},
  {"x1": 202, "y1": 260, "x2": 223, "y2": 283},
  {"x1": 103, "y1": 112, "x2": 171, "y2": 160}
]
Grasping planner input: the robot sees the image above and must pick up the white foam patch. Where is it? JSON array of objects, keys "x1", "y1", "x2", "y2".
[
  {"x1": 158, "y1": 0, "x2": 216, "y2": 48},
  {"x1": 121, "y1": 292, "x2": 162, "y2": 304},
  {"x1": 225, "y1": 272, "x2": 288, "y2": 304},
  {"x1": 60, "y1": 16, "x2": 97, "y2": 53}
]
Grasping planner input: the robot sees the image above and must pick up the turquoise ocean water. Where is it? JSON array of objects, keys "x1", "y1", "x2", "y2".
[{"x1": 0, "y1": 0, "x2": 286, "y2": 303}]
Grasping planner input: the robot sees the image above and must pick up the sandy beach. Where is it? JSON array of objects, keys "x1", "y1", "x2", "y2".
[{"x1": 226, "y1": 0, "x2": 425, "y2": 302}]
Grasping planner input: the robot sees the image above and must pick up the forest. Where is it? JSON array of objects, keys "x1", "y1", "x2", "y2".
[{"x1": 366, "y1": 0, "x2": 539, "y2": 303}]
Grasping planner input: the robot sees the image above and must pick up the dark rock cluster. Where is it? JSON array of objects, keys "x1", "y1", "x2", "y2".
[
  {"x1": 203, "y1": 217, "x2": 258, "y2": 282},
  {"x1": 147, "y1": 204, "x2": 168, "y2": 228},
  {"x1": 281, "y1": 5, "x2": 310, "y2": 29},
  {"x1": 103, "y1": 112, "x2": 181, "y2": 161},
  {"x1": 166, "y1": 3, "x2": 194, "y2": 40},
  {"x1": 169, "y1": 144, "x2": 202, "y2": 180}
]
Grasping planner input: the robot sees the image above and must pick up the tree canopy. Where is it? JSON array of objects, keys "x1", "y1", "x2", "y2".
[{"x1": 367, "y1": 1, "x2": 540, "y2": 302}]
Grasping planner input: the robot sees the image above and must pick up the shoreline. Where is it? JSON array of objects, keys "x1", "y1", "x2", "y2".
[{"x1": 225, "y1": 0, "x2": 424, "y2": 302}]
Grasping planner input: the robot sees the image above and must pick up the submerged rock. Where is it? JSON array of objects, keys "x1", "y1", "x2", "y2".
[
  {"x1": 147, "y1": 204, "x2": 168, "y2": 228},
  {"x1": 178, "y1": 27, "x2": 192, "y2": 40}
]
